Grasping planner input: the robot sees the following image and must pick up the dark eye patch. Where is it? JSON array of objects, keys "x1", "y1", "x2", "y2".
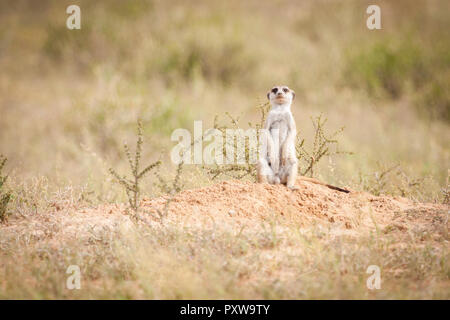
[
  {"x1": 282, "y1": 87, "x2": 289, "y2": 93},
  {"x1": 271, "y1": 88, "x2": 278, "y2": 94}
]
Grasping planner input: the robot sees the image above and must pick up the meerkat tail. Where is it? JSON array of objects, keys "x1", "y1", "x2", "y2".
[{"x1": 298, "y1": 176, "x2": 350, "y2": 193}]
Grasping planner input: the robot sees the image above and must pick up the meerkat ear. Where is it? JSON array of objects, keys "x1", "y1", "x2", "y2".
[
  {"x1": 291, "y1": 90, "x2": 296, "y2": 100},
  {"x1": 267, "y1": 91, "x2": 270, "y2": 100}
]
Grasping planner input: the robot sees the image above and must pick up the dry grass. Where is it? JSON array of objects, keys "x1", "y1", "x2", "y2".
[
  {"x1": 0, "y1": 0, "x2": 449, "y2": 299},
  {"x1": 0, "y1": 183, "x2": 448, "y2": 299},
  {"x1": 0, "y1": 156, "x2": 12, "y2": 222}
]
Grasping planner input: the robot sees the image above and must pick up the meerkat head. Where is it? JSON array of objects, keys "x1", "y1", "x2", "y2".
[{"x1": 267, "y1": 85, "x2": 295, "y2": 106}]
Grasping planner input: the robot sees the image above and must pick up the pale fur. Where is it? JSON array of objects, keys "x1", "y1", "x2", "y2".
[{"x1": 257, "y1": 85, "x2": 298, "y2": 190}]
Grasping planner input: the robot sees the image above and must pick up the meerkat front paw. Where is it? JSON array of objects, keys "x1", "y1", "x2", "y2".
[
  {"x1": 281, "y1": 148, "x2": 288, "y2": 166},
  {"x1": 287, "y1": 185, "x2": 299, "y2": 191}
]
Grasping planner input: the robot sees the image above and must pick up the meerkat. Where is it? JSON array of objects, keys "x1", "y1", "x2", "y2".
[{"x1": 257, "y1": 85, "x2": 299, "y2": 190}]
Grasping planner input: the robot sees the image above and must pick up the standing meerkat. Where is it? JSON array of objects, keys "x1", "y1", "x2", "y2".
[
  {"x1": 257, "y1": 85, "x2": 351, "y2": 194},
  {"x1": 257, "y1": 85, "x2": 298, "y2": 190}
]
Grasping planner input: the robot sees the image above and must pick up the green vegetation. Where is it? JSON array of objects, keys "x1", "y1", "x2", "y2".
[
  {"x1": 345, "y1": 40, "x2": 423, "y2": 99},
  {"x1": 108, "y1": 120, "x2": 161, "y2": 217},
  {"x1": 344, "y1": 37, "x2": 449, "y2": 121}
]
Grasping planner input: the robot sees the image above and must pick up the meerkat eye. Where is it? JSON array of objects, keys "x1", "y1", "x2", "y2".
[
  {"x1": 271, "y1": 88, "x2": 278, "y2": 94},
  {"x1": 282, "y1": 87, "x2": 289, "y2": 93}
]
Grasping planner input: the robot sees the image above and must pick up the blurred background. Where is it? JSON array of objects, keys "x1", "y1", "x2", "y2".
[{"x1": 0, "y1": 0, "x2": 448, "y2": 203}]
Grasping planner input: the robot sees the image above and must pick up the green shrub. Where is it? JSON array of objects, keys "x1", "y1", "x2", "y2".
[
  {"x1": 344, "y1": 37, "x2": 450, "y2": 122},
  {"x1": 344, "y1": 39, "x2": 425, "y2": 99},
  {"x1": 158, "y1": 38, "x2": 256, "y2": 86},
  {"x1": 43, "y1": 23, "x2": 93, "y2": 62},
  {"x1": 202, "y1": 107, "x2": 350, "y2": 181},
  {"x1": 416, "y1": 74, "x2": 450, "y2": 122},
  {"x1": 108, "y1": 120, "x2": 161, "y2": 218}
]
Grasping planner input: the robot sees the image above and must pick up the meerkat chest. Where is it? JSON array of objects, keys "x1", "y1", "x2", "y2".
[{"x1": 269, "y1": 111, "x2": 290, "y2": 143}]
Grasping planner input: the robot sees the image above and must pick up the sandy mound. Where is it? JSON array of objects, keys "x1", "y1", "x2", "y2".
[
  {"x1": 2, "y1": 177, "x2": 446, "y2": 248},
  {"x1": 143, "y1": 177, "x2": 447, "y2": 232}
]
